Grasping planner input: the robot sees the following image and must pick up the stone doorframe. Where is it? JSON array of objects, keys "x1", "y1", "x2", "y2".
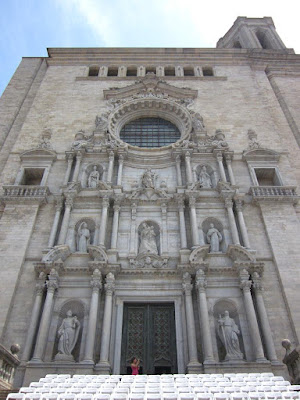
[{"x1": 112, "y1": 293, "x2": 186, "y2": 374}]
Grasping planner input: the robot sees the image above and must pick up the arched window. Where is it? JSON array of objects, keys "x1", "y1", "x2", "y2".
[{"x1": 120, "y1": 117, "x2": 180, "y2": 148}]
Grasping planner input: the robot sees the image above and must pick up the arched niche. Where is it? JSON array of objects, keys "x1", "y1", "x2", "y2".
[
  {"x1": 81, "y1": 163, "x2": 104, "y2": 188},
  {"x1": 53, "y1": 300, "x2": 85, "y2": 362},
  {"x1": 75, "y1": 218, "x2": 96, "y2": 252},
  {"x1": 202, "y1": 218, "x2": 226, "y2": 253},
  {"x1": 195, "y1": 164, "x2": 217, "y2": 188},
  {"x1": 137, "y1": 220, "x2": 161, "y2": 256},
  {"x1": 213, "y1": 299, "x2": 245, "y2": 362}
]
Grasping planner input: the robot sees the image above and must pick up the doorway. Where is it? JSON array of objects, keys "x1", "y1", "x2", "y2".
[{"x1": 121, "y1": 303, "x2": 177, "y2": 374}]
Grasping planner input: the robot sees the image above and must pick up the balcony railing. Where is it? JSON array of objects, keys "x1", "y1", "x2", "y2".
[
  {"x1": 250, "y1": 186, "x2": 298, "y2": 203},
  {"x1": 2, "y1": 185, "x2": 49, "y2": 203},
  {"x1": 0, "y1": 343, "x2": 20, "y2": 389}
]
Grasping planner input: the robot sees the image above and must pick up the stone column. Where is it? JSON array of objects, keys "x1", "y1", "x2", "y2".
[
  {"x1": 97, "y1": 272, "x2": 115, "y2": 373},
  {"x1": 224, "y1": 198, "x2": 240, "y2": 245},
  {"x1": 116, "y1": 155, "x2": 124, "y2": 186},
  {"x1": 63, "y1": 153, "x2": 74, "y2": 186},
  {"x1": 235, "y1": 199, "x2": 251, "y2": 248},
  {"x1": 73, "y1": 151, "x2": 83, "y2": 182},
  {"x1": 83, "y1": 269, "x2": 102, "y2": 363},
  {"x1": 195, "y1": 270, "x2": 215, "y2": 363},
  {"x1": 240, "y1": 269, "x2": 266, "y2": 362},
  {"x1": 182, "y1": 272, "x2": 202, "y2": 373},
  {"x1": 185, "y1": 152, "x2": 193, "y2": 185},
  {"x1": 21, "y1": 273, "x2": 46, "y2": 362},
  {"x1": 225, "y1": 153, "x2": 236, "y2": 185},
  {"x1": 189, "y1": 196, "x2": 200, "y2": 247},
  {"x1": 48, "y1": 197, "x2": 63, "y2": 248},
  {"x1": 31, "y1": 270, "x2": 59, "y2": 362},
  {"x1": 177, "y1": 197, "x2": 187, "y2": 249},
  {"x1": 111, "y1": 202, "x2": 121, "y2": 249},
  {"x1": 57, "y1": 196, "x2": 73, "y2": 245},
  {"x1": 129, "y1": 203, "x2": 137, "y2": 255},
  {"x1": 161, "y1": 202, "x2": 168, "y2": 255},
  {"x1": 98, "y1": 197, "x2": 110, "y2": 247},
  {"x1": 175, "y1": 155, "x2": 183, "y2": 186},
  {"x1": 106, "y1": 151, "x2": 115, "y2": 185},
  {"x1": 252, "y1": 272, "x2": 278, "y2": 363},
  {"x1": 215, "y1": 151, "x2": 227, "y2": 182}
]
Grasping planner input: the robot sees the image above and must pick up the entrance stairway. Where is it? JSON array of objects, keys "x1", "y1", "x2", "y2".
[{"x1": 5, "y1": 373, "x2": 300, "y2": 400}]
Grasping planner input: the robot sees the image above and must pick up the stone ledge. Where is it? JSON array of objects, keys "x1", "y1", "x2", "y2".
[
  {"x1": 250, "y1": 186, "x2": 298, "y2": 204},
  {"x1": 1, "y1": 185, "x2": 50, "y2": 204}
]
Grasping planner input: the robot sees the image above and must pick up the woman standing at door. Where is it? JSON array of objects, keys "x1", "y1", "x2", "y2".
[{"x1": 131, "y1": 357, "x2": 140, "y2": 375}]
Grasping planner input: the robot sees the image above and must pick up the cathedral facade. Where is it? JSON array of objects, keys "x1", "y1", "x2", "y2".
[{"x1": 0, "y1": 17, "x2": 300, "y2": 386}]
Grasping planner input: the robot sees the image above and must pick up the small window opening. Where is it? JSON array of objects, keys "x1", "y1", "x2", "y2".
[
  {"x1": 88, "y1": 66, "x2": 99, "y2": 77},
  {"x1": 233, "y1": 41, "x2": 242, "y2": 48},
  {"x1": 202, "y1": 67, "x2": 214, "y2": 76},
  {"x1": 21, "y1": 168, "x2": 45, "y2": 185},
  {"x1": 146, "y1": 67, "x2": 156, "y2": 75},
  {"x1": 107, "y1": 67, "x2": 118, "y2": 77},
  {"x1": 256, "y1": 31, "x2": 271, "y2": 49},
  {"x1": 184, "y1": 67, "x2": 194, "y2": 76},
  {"x1": 164, "y1": 67, "x2": 175, "y2": 76},
  {"x1": 127, "y1": 67, "x2": 137, "y2": 76},
  {"x1": 254, "y1": 168, "x2": 281, "y2": 186}
]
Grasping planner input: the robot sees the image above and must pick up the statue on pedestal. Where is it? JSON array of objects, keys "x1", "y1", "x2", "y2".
[
  {"x1": 77, "y1": 222, "x2": 91, "y2": 252},
  {"x1": 139, "y1": 222, "x2": 158, "y2": 255},
  {"x1": 55, "y1": 310, "x2": 80, "y2": 361},
  {"x1": 206, "y1": 223, "x2": 222, "y2": 252},
  {"x1": 218, "y1": 310, "x2": 243, "y2": 361},
  {"x1": 199, "y1": 166, "x2": 212, "y2": 188}
]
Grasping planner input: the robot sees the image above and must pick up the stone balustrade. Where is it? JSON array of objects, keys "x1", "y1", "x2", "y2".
[
  {"x1": 0, "y1": 343, "x2": 20, "y2": 390},
  {"x1": 2, "y1": 185, "x2": 49, "y2": 203},
  {"x1": 250, "y1": 185, "x2": 298, "y2": 202}
]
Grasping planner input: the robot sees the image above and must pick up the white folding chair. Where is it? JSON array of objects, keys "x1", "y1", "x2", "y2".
[
  {"x1": 7, "y1": 394, "x2": 25, "y2": 400},
  {"x1": 75, "y1": 394, "x2": 94, "y2": 400},
  {"x1": 30, "y1": 383, "x2": 44, "y2": 389},
  {"x1": 289, "y1": 386, "x2": 300, "y2": 392},
  {"x1": 145, "y1": 395, "x2": 161, "y2": 400},
  {"x1": 264, "y1": 392, "x2": 283, "y2": 400},
  {"x1": 40, "y1": 393, "x2": 59, "y2": 400},
  {"x1": 178, "y1": 394, "x2": 195, "y2": 400},
  {"x1": 24, "y1": 394, "x2": 42, "y2": 400},
  {"x1": 57, "y1": 394, "x2": 76, "y2": 400},
  {"x1": 162, "y1": 394, "x2": 178, "y2": 400},
  {"x1": 230, "y1": 393, "x2": 249, "y2": 400},
  {"x1": 248, "y1": 393, "x2": 268, "y2": 400},
  {"x1": 93, "y1": 395, "x2": 111, "y2": 400},
  {"x1": 213, "y1": 393, "x2": 230, "y2": 400},
  {"x1": 129, "y1": 395, "x2": 145, "y2": 400},
  {"x1": 19, "y1": 389, "x2": 35, "y2": 394},
  {"x1": 195, "y1": 394, "x2": 214, "y2": 400},
  {"x1": 282, "y1": 392, "x2": 300, "y2": 400}
]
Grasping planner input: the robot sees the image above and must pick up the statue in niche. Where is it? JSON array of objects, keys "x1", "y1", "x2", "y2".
[
  {"x1": 88, "y1": 166, "x2": 100, "y2": 188},
  {"x1": 199, "y1": 166, "x2": 212, "y2": 188},
  {"x1": 206, "y1": 223, "x2": 222, "y2": 252},
  {"x1": 141, "y1": 168, "x2": 156, "y2": 189},
  {"x1": 56, "y1": 310, "x2": 80, "y2": 360},
  {"x1": 217, "y1": 311, "x2": 243, "y2": 361},
  {"x1": 139, "y1": 222, "x2": 158, "y2": 255},
  {"x1": 77, "y1": 222, "x2": 91, "y2": 252}
]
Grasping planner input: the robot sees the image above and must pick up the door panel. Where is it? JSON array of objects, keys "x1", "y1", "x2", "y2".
[{"x1": 121, "y1": 303, "x2": 177, "y2": 374}]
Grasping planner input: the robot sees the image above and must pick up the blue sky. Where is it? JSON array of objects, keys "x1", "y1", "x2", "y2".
[{"x1": 0, "y1": 0, "x2": 299, "y2": 96}]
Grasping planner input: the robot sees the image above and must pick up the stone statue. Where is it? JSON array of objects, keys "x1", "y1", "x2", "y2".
[
  {"x1": 139, "y1": 222, "x2": 158, "y2": 255},
  {"x1": 72, "y1": 131, "x2": 90, "y2": 150},
  {"x1": 56, "y1": 310, "x2": 80, "y2": 360},
  {"x1": 141, "y1": 169, "x2": 156, "y2": 189},
  {"x1": 206, "y1": 223, "x2": 222, "y2": 252},
  {"x1": 218, "y1": 311, "x2": 243, "y2": 361},
  {"x1": 199, "y1": 166, "x2": 212, "y2": 188},
  {"x1": 77, "y1": 222, "x2": 91, "y2": 252},
  {"x1": 88, "y1": 166, "x2": 100, "y2": 188}
]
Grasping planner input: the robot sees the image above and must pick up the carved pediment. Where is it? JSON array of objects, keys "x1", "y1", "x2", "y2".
[
  {"x1": 227, "y1": 245, "x2": 256, "y2": 262},
  {"x1": 242, "y1": 148, "x2": 281, "y2": 162},
  {"x1": 129, "y1": 253, "x2": 169, "y2": 269},
  {"x1": 42, "y1": 245, "x2": 71, "y2": 263},
  {"x1": 88, "y1": 245, "x2": 108, "y2": 263},
  {"x1": 103, "y1": 76, "x2": 198, "y2": 101},
  {"x1": 20, "y1": 148, "x2": 57, "y2": 161},
  {"x1": 128, "y1": 187, "x2": 172, "y2": 201},
  {"x1": 189, "y1": 245, "x2": 210, "y2": 265}
]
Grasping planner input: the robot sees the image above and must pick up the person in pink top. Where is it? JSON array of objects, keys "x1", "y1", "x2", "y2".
[{"x1": 130, "y1": 357, "x2": 140, "y2": 375}]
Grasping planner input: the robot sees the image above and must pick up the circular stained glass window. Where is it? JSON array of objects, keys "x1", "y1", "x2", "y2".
[{"x1": 120, "y1": 117, "x2": 181, "y2": 148}]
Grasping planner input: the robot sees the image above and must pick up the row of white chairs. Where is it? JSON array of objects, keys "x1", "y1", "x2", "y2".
[{"x1": 7, "y1": 391, "x2": 300, "y2": 400}]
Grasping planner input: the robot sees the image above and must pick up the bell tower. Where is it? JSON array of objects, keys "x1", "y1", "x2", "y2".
[{"x1": 217, "y1": 17, "x2": 288, "y2": 50}]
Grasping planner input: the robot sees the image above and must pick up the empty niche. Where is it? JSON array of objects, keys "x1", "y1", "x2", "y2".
[
  {"x1": 202, "y1": 218, "x2": 225, "y2": 253},
  {"x1": 82, "y1": 164, "x2": 104, "y2": 188},
  {"x1": 88, "y1": 65, "x2": 99, "y2": 77},
  {"x1": 138, "y1": 221, "x2": 160, "y2": 255},
  {"x1": 213, "y1": 299, "x2": 245, "y2": 362},
  {"x1": 196, "y1": 164, "x2": 217, "y2": 188},
  {"x1": 53, "y1": 300, "x2": 85, "y2": 362},
  {"x1": 75, "y1": 218, "x2": 96, "y2": 252}
]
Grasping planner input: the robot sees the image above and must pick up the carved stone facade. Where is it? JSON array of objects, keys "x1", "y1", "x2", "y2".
[{"x1": 0, "y1": 17, "x2": 300, "y2": 386}]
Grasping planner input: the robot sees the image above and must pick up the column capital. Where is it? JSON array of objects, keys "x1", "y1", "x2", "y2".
[
  {"x1": 224, "y1": 152, "x2": 234, "y2": 162},
  {"x1": 54, "y1": 196, "x2": 64, "y2": 211},
  {"x1": 118, "y1": 154, "x2": 124, "y2": 163},
  {"x1": 35, "y1": 280, "x2": 45, "y2": 295},
  {"x1": 66, "y1": 152, "x2": 74, "y2": 161},
  {"x1": 189, "y1": 196, "x2": 197, "y2": 208},
  {"x1": 91, "y1": 278, "x2": 102, "y2": 292},
  {"x1": 105, "y1": 272, "x2": 115, "y2": 295},
  {"x1": 252, "y1": 272, "x2": 264, "y2": 292},
  {"x1": 195, "y1": 269, "x2": 207, "y2": 292},
  {"x1": 102, "y1": 196, "x2": 110, "y2": 208},
  {"x1": 113, "y1": 203, "x2": 121, "y2": 213},
  {"x1": 224, "y1": 197, "x2": 233, "y2": 209},
  {"x1": 65, "y1": 195, "x2": 74, "y2": 209},
  {"x1": 235, "y1": 198, "x2": 244, "y2": 211},
  {"x1": 182, "y1": 272, "x2": 193, "y2": 294},
  {"x1": 214, "y1": 150, "x2": 224, "y2": 161},
  {"x1": 185, "y1": 151, "x2": 192, "y2": 160},
  {"x1": 240, "y1": 279, "x2": 252, "y2": 292},
  {"x1": 46, "y1": 278, "x2": 59, "y2": 292},
  {"x1": 176, "y1": 154, "x2": 181, "y2": 163},
  {"x1": 75, "y1": 150, "x2": 84, "y2": 159},
  {"x1": 176, "y1": 196, "x2": 185, "y2": 210},
  {"x1": 108, "y1": 151, "x2": 115, "y2": 161}
]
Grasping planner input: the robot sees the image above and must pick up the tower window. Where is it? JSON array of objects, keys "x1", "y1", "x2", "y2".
[
  {"x1": 203, "y1": 67, "x2": 214, "y2": 76},
  {"x1": 165, "y1": 67, "x2": 175, "y2": 76},
  {"x1": 146, "y1": 67, "x2": 156, "y2": 75},
  {"x1": 108, "y1": 67, "x2": 118, "y2": 76},
  {"x1": 184, "y1": 67, "x2": 194, "y2": 76},
  {"x1": 127, "y1": 67, "x2": 137, "y2": 76},
  {"x1": 120, "y1": 117, "x2": 180, "y2": 148},
  {"x1": 88, "y1": 66, "x2": 99, "y2": 76}
]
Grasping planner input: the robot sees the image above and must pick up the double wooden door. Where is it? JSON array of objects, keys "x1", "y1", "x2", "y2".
[{"x1": 121, "y1": 303, "x2": 177, "y2": 374}]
